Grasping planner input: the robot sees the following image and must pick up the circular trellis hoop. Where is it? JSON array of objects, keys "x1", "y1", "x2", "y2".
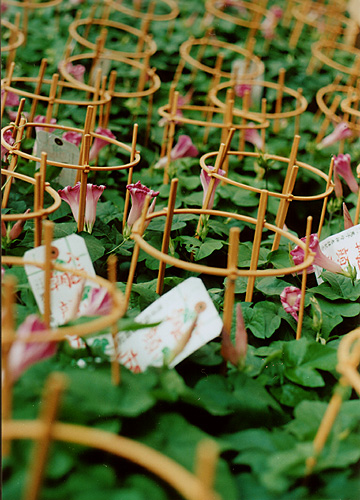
[
  {"x1": 1, "y1": 18, "x2": 25, "y2": 53},
  {"x1": 209, "y1": 78, "x2": 308, "y2": 123},
  {"x1": 68, "y1": 17, "x2": 157, "y2": 61},
  {"x1": 179, "y1": 37, "x2": 264, "y2": 80},
  {"x1": 2, "y1": 373, "x2": 220, "y2": 500},
  {"x1": 1, "y1": 167, "x2": 62, "y2": 247},
  {"x1": 104, "y1": 0, "x2": 179, "y2": 22},
  {"x1": 58, "y1": 52, "x2": 161, "y2": 99},
  {"x1": 307, "y1": 40, "x2": 360, "y2": 81},
  {"x1": 3, "y1": 0, "x2": 61, "y2": 7},
  {"x1": 205, "y1": 0, "x2": 267, "y2": 30}
]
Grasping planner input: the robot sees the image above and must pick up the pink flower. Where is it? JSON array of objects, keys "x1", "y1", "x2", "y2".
[
  {"x1": 333, "y1": 154, "x2": 358, "y2": 198},
  {"x1": 65, "y1": 62, "x2": 86, "y2": 83},
  {"x1": 2, "y1": 220, "x2": 7, "y2": 238},
  {"x1": 318, "y1": 122, "x2": 354, "y2": 149},
  {"x1": 126, "y1": 181, "x2": 159, "y2": 227},
  {"x1": 244, "y1": 123, "x2": 264, "y2": 150},
  {"x1": 221, "y1": 304, "x2": 248, "y2": 369},
  {"x1": 1, "y1": 129, "x2": 15, "y2": 160},
  {"x1": 234, "y1": 83, "x2": 252, "y2": 98},
  {"x1": 343, "y1": 202, "x2": 354, "y2": 230},
  {"x1": 58, "y1": 182, "x2": 105, "y2": 233},
  {"x1": 290, "y1": 233, "x2": 343, "y2": 274},
  {"x1": 9, "y1": 209, "x2": 31, "y2": 241},
  {"x1": 62, "y1": 131, "x2": 82, "y2": 147},
  {"x1": 261, "y1": 6, "x2": 283, "y2": 39},
  {"x1": 34, "y1": 115, "x2": 57, "y2": 132},
  {"x1": 80, "y1": 287, "x2": 113, "y2": 316},
  {"x1": 89, "y1": 127, "x2": 116, "y2": 162},
  {"x1": 1, "y1": 89, "x2": 20, "y2": 108},
  {"x1": 154, "y1": 135, "x2": 198, "y2": 169},
  {"x1": 7, "y1": 315, "x2": 57, "y2": 382},
  {"x1": 200, "y1": 165, "x2": 226, "y2": 209},
  {"x1": 280, "y1": 286, "x2": 301, "y2": 321}
]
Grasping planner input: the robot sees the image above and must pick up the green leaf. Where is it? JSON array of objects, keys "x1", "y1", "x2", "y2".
[
  {"x1": 52, "y1": 222, "x2": 77, "y2": 239},
  {"x1": 80, "y1": 232, "x2": 105, "y2": 262},
  {"x1": 243, "y1": 302, "x2": 281, "y2": 339},
  {"x1": 255, "y1": 277, "x2": 293, "y2": 296},
  {"x1": 195, "y1": 238, "x2": 223, "y2": 260}
]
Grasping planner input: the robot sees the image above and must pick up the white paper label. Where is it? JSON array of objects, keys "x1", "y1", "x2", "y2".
[
  {"x1": 24, "y1": 234, "x2": 96, "y2": 327},
  {"x1": 315, "y1": 224, "x2": 360, "y2": 284}
]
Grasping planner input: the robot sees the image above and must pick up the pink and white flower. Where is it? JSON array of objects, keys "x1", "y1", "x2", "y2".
[
  {"x1": 261, "y1": 5, "x2": 283, "y2": 40},
  {"x1": 317, "y1": 122, "x2": 354, "y2": 149},
  {"x1": 154, "y1": 135, "x2": 198, "y2": 169},
  {"x1": 290, "y1": 233, "x2": 343, "y2": 274},
  {"x1": 343, "y1": 202, "x2": 354, "y2": 230},
  {"x1": 62, "y1": 130, "x2": 82, "y2": 147},
  {"x1": 333, "y1": 153, "x2": 358, "y2": 198},
  {"x1": 7, "y1": 315, "x2": 57, "y2": 382},
  {"x1": 280, "y1": 286, "x2": 301, "y2": 321},
  {"x1": 65, "y1": 62, "x2": 86, "y2": 83},
  {"x1": 58, "y1": 182, "x2": 105, "y2": 233},
  {"x1": 126, "y1": 181, "x2": 159, "y2": 227},
  {"x1": 89, "y1": 127, "x2": 116, "y2": 162},
  {"x1": 200, "y1": 165, "x2": 226, "y2": 209},
  {"x1": 8, "y1": 209, "x2": 31, "y2": 241},
  {"x1": 1, "y1": 89, "x2": 20, "y2": 108},
  {"x1": 80, "y1": 287, "x2": 113, "y2": 316},
  {"x1": 244, "y1": 123, "x2": 264, "y2": 150}
]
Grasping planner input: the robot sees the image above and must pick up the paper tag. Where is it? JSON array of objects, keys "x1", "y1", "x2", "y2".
[
  {"x1": 24, "y1": 234, "x2": 96, "y2": 327},
  {"x1": 71, "y1": 277, "x2": 223, "y2": 372},
  {"x1": 315, "y1": 224, "x2": 360, "y2": 284},
  {"x1": 35, "y1": 130, "x2": 80, "y2": 186}
]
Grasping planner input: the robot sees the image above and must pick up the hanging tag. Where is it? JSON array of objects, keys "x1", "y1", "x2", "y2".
[
  {"x1": 24, "y1": 234, "x2": 96, "y2": 327},
  {"x1": 35, "y1": 130, "x2": 80, "y2": 186},
  {"x1": 315, "y1": 224, "x2": 360, "y2": 284},
  {"x1": 72, "y1": 277, "x2": 223, "y2": 372}
]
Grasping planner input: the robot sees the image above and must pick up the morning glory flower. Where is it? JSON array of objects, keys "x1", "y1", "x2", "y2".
[
  {"x1": 290, "y1": 233, "x2": 343, "y2": 274},
  {"x1": 89, "y1": 127, "x2": 116, "y2": 162},
  {"x1": 280, "y1": 286, "x2": 301, "y2": 321},
  {"x1": 154, "y1": 135, "x2": 198, "y2": 169},
  {"x1": 317, "y1": 122, "x2": 354, "y2": 149},
  {"x1": 333, "y1": 153, "x2": 358, "y2": 198},
  {"x1": 200, "y1": 165, "x2": 226, "y2": 209},
  {"x1": 126, "y1": 181, "x2": 160, "y2": 227},
  {"x1": 58, "y1": 182, "x2": 105, "y2": 233}
]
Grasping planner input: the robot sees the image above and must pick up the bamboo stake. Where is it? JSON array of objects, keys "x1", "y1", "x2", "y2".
[
  {"x1": 2, "y1": 117, "x2": 27, "y2": 209},
  {"x1": 296, "y1": 216, "x2": 312, "y2": 341},
  {"x1": 245, "y1": 9, "x2": 262, "y2": 51},
  {"x1": 156, "y1": 178, "x2": 179, "y2": 295},
  {"x1": 245, "y1": 190, "x2": 268, "y2": 302},
  {"x1": 24, "y1": 373, "x2": 67, "y2": 500},
  {"x1": 271, "y1": 135, "x2": 300, "y2": 251},
  {"x1": 22, "y1": 0, "x2": 30, "y2": 43},
  {"x1": 203, "y1": 52, "x2": 224, "y2": 145},
  {"x1": 195, "y1": 439, "x2": 219, "y2": 498},
  {"x1": 11, "y1": 98, "x2": 26, "y2": 140},
  {"x1": 317, "y1": 157, "x2": 334, "y2": 239},
  {"x1": 122, "y1": 123, "x2": 139, "y2": 230},
  {"x1": 136, "y1": 53, "x2": 150, "y2": 108},
  {"x1": 273, "y1": 68, "x2": 285, "y2": 133},
  {"x1": 315, "y1": 95, "x2": 341, "y2": 144},
  {"x1": 260, "y1": 97, "x2": 267, "y2": 151},
  {"x1": 102, "y1": 70, "x2": 116, "y2": 128},
  {"x1": 159, "y1": 85, "x2": 175, "y2": 160},
  {"x1": 27, "y1": 59, "x2": 48, "y2": 138},
  {"x1": 91, "y1": 68, "x2": 103, "y2": 135},
  {"x1": 77, "y1": 148, "x2": 91, "y2": 233},
  {"x1": 222, "y1": 227, "x2": 240, "y2": 336},
  {"x1": 221, "y1": 88, "x2": 234, "y2": 178},
  {"x1": 294, "y1": 88, "x2": 303, "y2": 136},
  {"x1": 163, "y1": 91, "x2": 179, "y2": 185},
  {"x1": 76, "y1": 106, "x2": 94, "y2": 184},
  {"x1": 98, "y1": 74, "x2": 108, "y2": 128},
  {"x1": 108, "y1": 254, "x2": 120, "y2": 386},
  {"x1": 124, "y1": 195, "x2": 152, "y2": 309},
  {"x1": 45, "y1": 73, "x2": 59, "y2": 131},
  {"x1": 145, "y1": 67, "x2": 155, "y2": 147},
  {"x1": 34, "y1": 172, "x2": 43, "y2": 247},
  {"x1": 1, "y1": 275, "x2": 16, "y2": 457},
  {"x1": 43, "y1": 220, "x2": 54, "y2": 327},
  {"x1": 238, "y1": 89, "x2": 250, "y2": 159},
  {"x1": 1, "y1": 61, "x2": 15, "y2": 121}
]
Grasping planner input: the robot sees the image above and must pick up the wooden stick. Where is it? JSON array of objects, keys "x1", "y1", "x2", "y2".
[
  {"x1": 156, "y1": 178, "x2": 178, "y2": 295},
  {"x1": 221, "y1": 88, "x2": 234, "y2": 178},
  {"x1": 195, "y1": 439, "x2": 219, "y2": 494},
  {"x1": 77, "y1": 145, "x2": 91, "y2": 233},
  {"x1": 124, "y1": 195, "x2": 152, "y2": 309},
  {"x1": 238, "y1": 89, "x2": 250, "y2": 159},
  {"x1": 1, "y1": 61, "x2": 15, "y2": 121},
  {"x1": 159, "y1": 85, "x2": 175, "y2": 160},
  {"x1": 27, "y1": 59, "x2": 48, "y2": 138},
  {"x1": 108, "y1": 254, "x2": 120, "y2": 386},
  {"x1": 98, "y1": 74, "x2": 108, "y2": 128},
  {"x1": 1, "y1": 275, "x2": 16, "y2": 456},
  {"x1": 2, "y1": 117, "x2": 27, "y2": 209},
  {"x1": 203, "y1": 52, "x2": 224, "y2": 145},
  {"x1": 43, "y1": 220, "x2": 54, "y2": 327},
  {"x1": 222, "y1": 227, "x2": 240, "y2": 336},
  {"x1": 11, "y1": 98, "x2": 26, "y2": 140},
  {"x1": 317, "y1": 157, "x2": 334, "y2": 239},
  {"x1": 316, "y1": 95, "x2": 341, "y2": 144},
  {"x1": 163, "y1": 91, "x2": 179, "y2": 185},
  {"x1": 296, "y1": 216, "x2": 312, "y2": 341},
  {"x1": 91, "y1": 68, "x2": 103, "y2": 135},
  {"x1": 45, "y1": 73, "x2": 59, "y2": 131},
  {"x1": 273, "y1": 68, "x2": 286, "y2": 133},
  {"x1": 272, "y1": 135, "x2": 300, "y2": 251},
  {"x1": 34, "y1": 173, "x2": 43, "y2": 248},
  {"x1": 122, "y1": 123, "x2": 138, "y2": 230},
  {"x1": 245, "y1": 190, "x2": 268, "y2": 302},
  {"x1": 103, "y1": 70, "x2": 117, "y2": 129},
  {"x1": 145, "y1": 67, "x2": 155, "y2": 147},
  {"x1": 77, "y1": 106, "x2": 94, "y2": 183},
  {"x1": 294, "y1": 88, "x2": 303, "y2": 136},
  {"x1": 24, "y1": 373, "x2": 67, "y2": 500}
]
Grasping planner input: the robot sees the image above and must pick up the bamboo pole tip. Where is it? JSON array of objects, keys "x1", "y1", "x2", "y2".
[{"x1": 45, "y1": 372, "x2": 68, "y2": 395}]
